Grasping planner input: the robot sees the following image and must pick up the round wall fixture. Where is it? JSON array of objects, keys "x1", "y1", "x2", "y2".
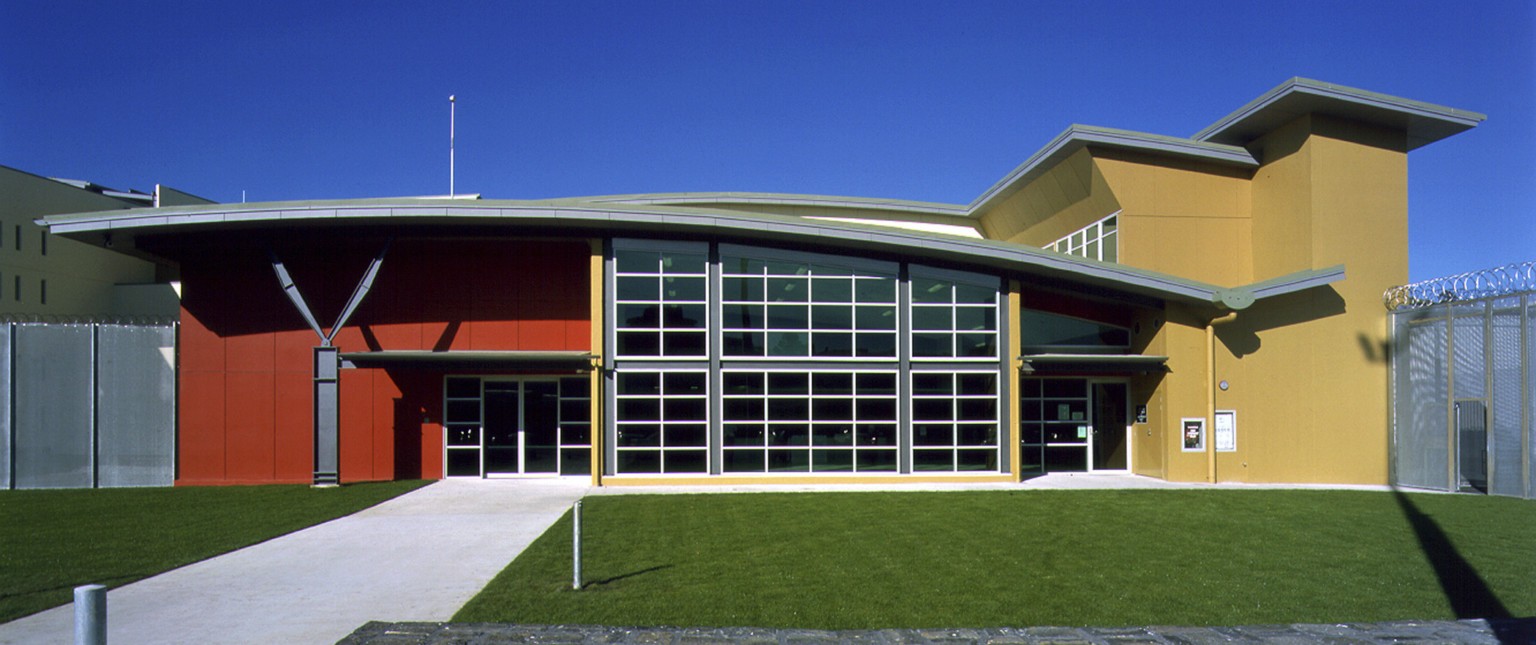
[{"x1": 1218, "y1": 380, "x2": 1230, "y2": 391}]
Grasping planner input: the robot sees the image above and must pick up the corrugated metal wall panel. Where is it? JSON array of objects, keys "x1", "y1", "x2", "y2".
[
  {"x1": 96, "y1": 324, "x2": 176, "y2": 487},
  {"x1": 0, "y1": 324, "x2": 11, "y2": 488},
  {"x1": 13, "y1": 324, "x2": 94, "y2": 488}
]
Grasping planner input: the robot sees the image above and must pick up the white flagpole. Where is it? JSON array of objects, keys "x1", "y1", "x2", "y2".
[{"x1": 449, "y1": 95, "x2": 456, "y2": 197}]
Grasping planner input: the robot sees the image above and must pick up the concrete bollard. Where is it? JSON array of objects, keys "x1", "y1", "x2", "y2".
[
  {"x1": 572, "y1": 499, "x2": 583, "y2": 590},
  {"x1": 74, "y1": 584, "x2": 106, "y2": 645}
]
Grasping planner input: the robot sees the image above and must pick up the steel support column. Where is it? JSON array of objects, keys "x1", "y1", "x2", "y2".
[{"x1": 313, "y1": 346, "x2": 340, "y2": 485}]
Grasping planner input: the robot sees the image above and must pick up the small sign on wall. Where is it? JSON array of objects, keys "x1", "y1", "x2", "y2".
[
  {"x1": 1181, "y1": 417, "x2": 1205, "y2": 452},
  {"x1": 1214, "y1": 410, "x2": 1236, "y2": 452},
  {"x1": 1135, "y1": 405, "x2": 1148, "y2": 424}
]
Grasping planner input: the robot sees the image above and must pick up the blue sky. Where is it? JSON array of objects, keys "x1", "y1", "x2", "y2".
[{"x1": 2, "y1": 1, "x2": 1531, "y2": 282}]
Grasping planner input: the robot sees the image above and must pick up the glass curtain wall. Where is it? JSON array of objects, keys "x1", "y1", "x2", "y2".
[{"x1": 607, "y1": 239, "x2": 1006, "y2": 476}]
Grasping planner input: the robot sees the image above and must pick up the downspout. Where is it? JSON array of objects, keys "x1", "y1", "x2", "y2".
[{"x1": 1206, "y1": 312, "x2": 1238, "y2": 483}]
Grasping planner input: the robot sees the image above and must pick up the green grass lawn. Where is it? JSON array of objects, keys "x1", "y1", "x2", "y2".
[
  {"x1": 0, "y1": 480, "x2": 428, "y2": 624},
  {"x1": 455, "y1": 489, "x2": 1536, "y2": 629}
]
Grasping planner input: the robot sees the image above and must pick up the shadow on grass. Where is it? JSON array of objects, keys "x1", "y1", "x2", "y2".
[
  {"x1": 1391, "y1": 488, "x2": 1511, "y2": 620},
  {"x1": 582, "y1": 565, "x2": 673, "y2": 588}
]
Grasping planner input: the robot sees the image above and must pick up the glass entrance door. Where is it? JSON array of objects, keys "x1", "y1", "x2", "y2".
[
  {"x1": 1091, "y1": 382, "x2": 1128, "y2": 470},
  {"x1": 1020, "y1": 378, "x2": 1129, "y2": 474},
  {"x1": 483, "y1": 382, "x2": 521, "y2": 474},
  {"x1": 444, "y1": 377, "x2": 591, "y2": 477}
]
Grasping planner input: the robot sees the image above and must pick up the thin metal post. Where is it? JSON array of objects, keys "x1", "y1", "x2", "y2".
[
  {"x1": 572, "y1": 499, "x2": 583, "y2": 590},
  {"x1": 74, "y1": 584, "x2": 105, "y2": 645},
  {"x1": 449, "y1": 95, "x2": 456, "y2": 198}
]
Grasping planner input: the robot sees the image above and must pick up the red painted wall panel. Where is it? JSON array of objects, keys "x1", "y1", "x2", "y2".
[
  {"x1": 177, "y1": 368, "x2": 226, "y2": 483},
  {"x1": 224, "y1": 372, "x2": 276, "y2": 482},
  {"x1": 175, "y1": 237, "x2": 592, "y2": 484},
  {"x1": 365, "y1": 322, "x2": 421, "y2": 351},
  {"x1": 338, "y1": 369, "x2": 375, "y2": 481},
  {"x1": 180, "y1": 311, "x2": 225, "y2": 373},
  {"x1": 274, "y1": 372, "x2": 314, "y2": 481},
  {"x1": 371, "y1": 370, "x2": 400, "y2": 479},
  {"x1": 275, "y1": 329, "x2": 316, "y2": 374},
  {"x1": 224, "y1": 334, "x2": 274, "y2": 374}
]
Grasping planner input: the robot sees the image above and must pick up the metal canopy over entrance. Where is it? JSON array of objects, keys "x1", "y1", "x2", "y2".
[
  {"x1": 340, "y1": 350, "x2": 596, "y2": 371},
  {"x1": 1019, "y1": 353, "x2": 1168, "y2": 374}
]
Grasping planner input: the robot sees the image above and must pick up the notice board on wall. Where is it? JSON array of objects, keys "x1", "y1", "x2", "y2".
[{"x1": 1214, "y1": 410, "x2": 1236, "y2": 452}]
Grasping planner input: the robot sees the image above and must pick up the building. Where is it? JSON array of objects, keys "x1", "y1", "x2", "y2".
[
  {"x1": 0, "y1": 164, "x2": 213, "y2": 318},
  {"x1": 0, "y1": 166, "x2": 211, "y2": 489},
  {"x1": 37, "y1": 78, "x2": 1485, "y2": 487}
]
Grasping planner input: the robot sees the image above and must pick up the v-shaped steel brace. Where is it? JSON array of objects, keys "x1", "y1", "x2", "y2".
[
  {"x1": 270, "y1": 238, "x2": 393, "y2": 347},
  {"x1": 268, "y1": 239, "x2": 393, "y2": 485}
]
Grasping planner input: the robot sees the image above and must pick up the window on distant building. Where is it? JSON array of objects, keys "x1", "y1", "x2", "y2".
[{"x1": 1046, "y1": 213, "x2": 1118, "y2": 263}]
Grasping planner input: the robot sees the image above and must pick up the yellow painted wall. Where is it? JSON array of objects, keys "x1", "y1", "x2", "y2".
[
  {"x1": 1130, "y1": 115, "x2": 1405, "y2": 485},
  {"x1": 986, "y1": 114, "x2": 1411, "y2": 485},
  {"x1": 1128, "y1": 307, "x2": 1168, "y2": 479},
  {"x1": 1209, "y1": 115, "x2": 1405, "y2": 484},
  {"x1": 978, "y1": 149, "x2": 1121, "y2": 244},
  {"x1": 1093, "y1": 151, "x2": 1254, "y2": 287}
]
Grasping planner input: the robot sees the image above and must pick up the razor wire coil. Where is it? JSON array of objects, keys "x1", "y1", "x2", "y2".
[{"x1": 1383, "y1": 261, "x2": 1536, "y2": 310}]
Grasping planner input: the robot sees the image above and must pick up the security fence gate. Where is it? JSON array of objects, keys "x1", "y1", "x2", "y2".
[
  {"x1": 1, "y1": 321, "x2": 177, "y2": 489},
  {"x1": 1387, "y1": 262, "x2": 1534, "y2": 498}
]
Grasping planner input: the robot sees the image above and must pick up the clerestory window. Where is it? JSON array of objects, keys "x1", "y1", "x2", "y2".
[{"x1": 1046, "y1": 213, "x2": 1118, "y2": 263}]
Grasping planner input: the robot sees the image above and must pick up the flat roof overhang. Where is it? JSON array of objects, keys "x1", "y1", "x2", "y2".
[
  {"x1": 1195, "y1": 78, "x2": 1486, "y2": 151},
  {"x1": 40, "y1": 200, "x2": 1342, "y2": 315},
  {"x1": 339, "y1": 350, "x2": 596, "y2": 371},
  {"x1": 966, "y1": 125, "x2": 1259, "y2": 217},
  {"x1": 1018, "y1": 353, "x2": 1170, "y2": 374}
]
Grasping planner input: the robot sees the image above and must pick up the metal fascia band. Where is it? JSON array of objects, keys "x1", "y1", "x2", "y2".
[{"x1": 42, "y1": 201, "x2": 1235, "y2": 308}]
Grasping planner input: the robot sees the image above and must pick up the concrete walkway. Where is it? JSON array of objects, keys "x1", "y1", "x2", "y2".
[{"x1": 0, "y1": 478, "x2": 590, "y2": 645}]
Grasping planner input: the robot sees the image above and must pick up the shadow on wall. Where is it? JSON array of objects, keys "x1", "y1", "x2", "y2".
[
  {"x1": 1357, "y1": 331, "x2": 1392, "y2": 365},
  {"x1": 1390, "y1": 487, "x2": 1512, "y2": 621},
  {"x1": 177, "y1": 235, "x2": 591, "y2": 339},
  {"x1": 359, "y1": 320, "x2": 463, "y2": 353},
  {"x1": 1214, "y1": 286, "x2": 1347, "y2": 357},
  {"x1": 387, "y1": 368, "x2": 443, "y2": 480}
]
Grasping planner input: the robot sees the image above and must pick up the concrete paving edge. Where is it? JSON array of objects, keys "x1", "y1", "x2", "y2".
[{"x1": 337, "y1": 619, "x2": 1536, "y2": 645}]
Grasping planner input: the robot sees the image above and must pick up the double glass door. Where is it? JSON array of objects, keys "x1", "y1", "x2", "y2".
[
  {"x1": 444, "y1": 377, "x2": 591, "y2": 477},
  {"x1": 1020, "y1": 379, "x2": 1128, "y2": 473}
]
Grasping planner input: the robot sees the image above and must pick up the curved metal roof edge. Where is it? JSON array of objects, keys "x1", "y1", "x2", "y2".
[
  {"x1": 965, "y1": 124, "x2": 1257, "y2": 217},
  {"x1": 1241, "y1": 264, "x2": 1347, "y2": 299},
  {"x1": 567, "y1": 192, "x2": 970, "y2": 217},
  {"x1": 39, "y1": 199, "x2": 1340, "y2": 313},
  {"x1": 1193, "y1": 77, "x2": 1487, "y2": 148}
]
